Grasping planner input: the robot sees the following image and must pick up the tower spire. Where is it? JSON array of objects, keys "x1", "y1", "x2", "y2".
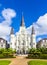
[
  {"x1": 10, "y1": 27, "x2": 14, "y2": 35},
  {"x1": 31, "y1": 25, "x2": 35, "y2": 34},
  {"x1": 20, "y1": 12, "x2": 25, "y2": 26}
]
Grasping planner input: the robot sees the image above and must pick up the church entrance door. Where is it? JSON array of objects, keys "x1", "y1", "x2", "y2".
[{"x1": 21, "y1": 48, "x2": 26, "y2": 54}]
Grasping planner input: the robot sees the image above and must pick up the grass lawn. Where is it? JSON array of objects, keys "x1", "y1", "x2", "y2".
[
  {"x1": 0, "y1": 60, "x2": 11, "y2": 65},
  {"x1": 28, "y1": 60, "x2": 47, "y2": 65}
]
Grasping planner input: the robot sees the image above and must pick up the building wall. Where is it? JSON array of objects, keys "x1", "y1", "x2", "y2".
[
  {"x1": 37, "y1": 39, "x2": 47, "y2": 48},
  {"x1": 0, "y1": 38, "x2": 7, "y2": 49}
]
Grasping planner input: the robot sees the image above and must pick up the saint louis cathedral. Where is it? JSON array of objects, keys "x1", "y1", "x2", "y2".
[
  {"x1": 10, "y1": 14, "x2": 36, "y2": 54},
  {"x1": 0, "y1": 14, "x2": 47, "y2": 54}
]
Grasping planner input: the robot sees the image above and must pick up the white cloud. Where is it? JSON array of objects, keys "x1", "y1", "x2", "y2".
[
  {"x1": 1, "y1": 8, "x2": 16, "y2": 26},
  {"x1": 0, "y1": 8, "x2": 16, "y2": 41},
  {"x1": 27, "y1": 13, "x2": 47, "y2": 37}
]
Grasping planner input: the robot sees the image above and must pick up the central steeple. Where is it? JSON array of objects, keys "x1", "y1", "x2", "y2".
[{"x1": 20, "y1": 13, "x2": 25, "y2": 26}]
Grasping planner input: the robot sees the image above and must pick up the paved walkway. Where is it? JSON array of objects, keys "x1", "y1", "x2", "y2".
[{"x1": 9, "y1": 55, "x2": 31, "y2": 65}]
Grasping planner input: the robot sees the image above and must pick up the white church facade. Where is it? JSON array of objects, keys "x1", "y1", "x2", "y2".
[{"x1": 10, "y1": 15, "x2": 36, "y2": 54}]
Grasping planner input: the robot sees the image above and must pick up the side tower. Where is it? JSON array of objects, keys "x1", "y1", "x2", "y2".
[
  {"x1": 10, "y1": 27, "x2": 15, "y2": 50},
  {"x1": 31, "y1": 26, "x2": 36, "y2": 48}
]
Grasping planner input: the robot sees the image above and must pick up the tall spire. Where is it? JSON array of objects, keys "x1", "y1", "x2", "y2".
[
  {"x1": 31, "y1": 26, "x2": 35, "y2": 34},
  {"x1": 10, "y1": 27, "x2": 14, "y2": 35},
  {"x1": 20, "y1": 12, "x2": 25, "y2": 26}
]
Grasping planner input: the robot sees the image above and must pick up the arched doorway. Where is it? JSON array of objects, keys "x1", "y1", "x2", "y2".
[{"x1": 21, "y1": 47, "x2": 26, "y2": 54}]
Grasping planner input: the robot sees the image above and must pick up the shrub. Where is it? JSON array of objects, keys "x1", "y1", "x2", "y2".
[
  {"x1": 28, "y1": 52, "x2": 41, "y2": 59},
  {"x1": 28, "y1": 48, "x2": 47, "y2": 59},
  {"x1": 0, "y1": 48, "x2": 16, "y2": 58},
  {"x1": 29, "y1": 48, "x2": 36, "y2": 54},
  {"x1": 0, "y1": 54, "x2": 4, "y2": 58},
  {"x1": 9, "y1": 54, "x2": 14, "y2": 58},
  {"x1": 40, "y1": 54, "x2": 47, "y2": 59},
  {"x1": 3, "y1": 52, "x2": 10, "y2": 58}
]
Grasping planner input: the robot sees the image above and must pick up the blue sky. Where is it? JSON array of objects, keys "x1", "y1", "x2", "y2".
[
  {"x1": 0, "y1": 0, "x2": 47, "y2": 41},
  {"x1": 0, "y1": 0, "x2": 47, "y2": 31}
]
